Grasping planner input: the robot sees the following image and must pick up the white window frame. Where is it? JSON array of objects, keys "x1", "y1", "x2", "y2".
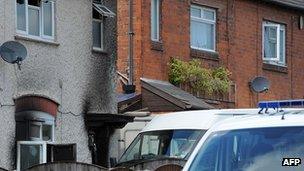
[
  {"x1": 262, "y1": 21, "x2": 286, "y2": 66},
  {"x1": 17, "y1": 141, "x2": 47, "y2": 171},
  {"x1": 29, "y1": 121, "x2": 55, "y2": 142},
  {"x1": 92, "y1": 18, "x2": 104, "y2": 51},
  {"x1": 151, "y1": 0, "x2": 160, "y2": 41},
  {"x1": 190, "y1": 5, "x2": 216, "y2": 52},
  {"x1": 15, "y1": 0, "x2": 55, "y2": 40},
  {"x1": 41, "y1": 1, "x2": 55, "y2": 39},
  {"x1": 93, "y1": 2, "x2": 116, "y2": 17}
]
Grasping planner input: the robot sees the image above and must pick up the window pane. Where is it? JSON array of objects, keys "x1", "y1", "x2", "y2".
[
  {"x1": 42, "y1": 125, "x2": 52, "y2": 141},
  {"x1": 280, "y1": 29, "x2": 285, "y2": 63},
  {"x1": 191, "y1": 7, "x2": 201, "y2": 18},
  {"x1": 203, "y1": 10, "x2": 215, "y2": 20},
  {"x1": 43, "y1": 2, "x2": 53, "y2": 36},
  {"x1": 93, "y1": 20, "x2": 102, "y2": 48},
  {"x1": 189, "y1": 127, "x2": 304, "y2": 171},
  {"x1": 28, "y1": 7, "x2": 40, "y2": 36},
  {"x1": 264, "y1": 26, "x2": 277, "y2": 59},
  {"x1": 151, "y1": 0, "x2": 159, "y2": 40},
  {"x1": 17, "y1": 0, "x2": 26, "y2": 31},
  {"x1": 29, "y1": 124, "x2": 41, "y2": 139},
  {"x1": 119, "y1": 135, "x2": 141, "y2": 163},
  {"x1": 20, "y1": 144, "x2": 42, "y2": 171},
  {"x1": 191, "y1": 20, "x2": 214, "y2": 50},
  {"x1": 141, "y1": 135, "x2": 159, "y2": 156}
]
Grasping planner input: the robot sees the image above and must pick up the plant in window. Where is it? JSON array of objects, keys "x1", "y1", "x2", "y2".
[{"x1": 168, "y1": 58, "x2": 231, "y2": 95}]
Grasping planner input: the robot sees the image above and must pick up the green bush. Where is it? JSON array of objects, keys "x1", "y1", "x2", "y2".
[{"x1": 168, "y1": 58, "x2": 231, "y2": 95}]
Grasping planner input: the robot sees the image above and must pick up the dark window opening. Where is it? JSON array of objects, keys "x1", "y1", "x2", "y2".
[
  {"x1": 28, "y1": 0, "x2": 40, "y2": 6},
  {"x1": 47, "y1": 144, "x2": 77, "y2": 162}
]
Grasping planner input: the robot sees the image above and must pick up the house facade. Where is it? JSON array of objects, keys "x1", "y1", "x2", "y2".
[
  {"x1": 117, "y1": 0, "x2": 304, "y2": 109},
  {"x1": 0, "y1": 0, "x2": 127, "y2": 170}
]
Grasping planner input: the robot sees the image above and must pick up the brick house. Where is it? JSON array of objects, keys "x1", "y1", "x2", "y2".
[{"x1": 117, "y1": 0, "x2": 304, "y2": 109}]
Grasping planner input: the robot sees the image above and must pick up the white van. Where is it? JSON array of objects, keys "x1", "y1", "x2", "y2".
[
  {"x1": 114, "y1": 109, "x2": 264, "y2": 170},
  {"x1": 183, "y1": 108, "x2": 304, "y2": 171}
]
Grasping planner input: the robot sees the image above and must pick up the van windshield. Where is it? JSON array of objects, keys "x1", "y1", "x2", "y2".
[
  {"x1": 189, "y1": 127, "x2": 304, "y2": 171},
  {"x1": 118, "y1": 129, "x2": 204, "y2": 165}
]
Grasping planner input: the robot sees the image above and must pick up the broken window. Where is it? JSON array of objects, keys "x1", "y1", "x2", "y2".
[
  {"x1": 15, "y1": 111, "x2": 55, "y2": 171},
  {"x1": 47, "y1": 144, "x2": 77, "y2": 162}
]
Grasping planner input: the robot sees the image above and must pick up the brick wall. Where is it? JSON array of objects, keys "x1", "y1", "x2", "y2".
[{"x1": 117, "y1": 0, "x2": 304, "y2": 108}]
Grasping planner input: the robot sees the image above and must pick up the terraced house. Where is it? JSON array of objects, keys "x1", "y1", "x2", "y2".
[
  {"x1": 0, "y1": 0, "x2": 133, "y2": 170},
  {"x1": 117, "y1": 0, "x2": 304, "y2": 110}
]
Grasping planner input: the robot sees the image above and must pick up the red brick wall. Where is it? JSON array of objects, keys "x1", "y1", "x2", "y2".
[{"x1": 117, "y1": 0, "x2": 304, "y2": 108}]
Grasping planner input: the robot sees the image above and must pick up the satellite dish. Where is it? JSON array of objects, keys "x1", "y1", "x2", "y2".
[
  {"x1": 0, "y1": 41, "x2": 27, "y2": 69},
  {"x1": 249, "y1": 76, "x2": 270, "y2": 93}
]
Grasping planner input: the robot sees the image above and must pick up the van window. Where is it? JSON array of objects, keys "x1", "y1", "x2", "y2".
[
  {"x1": 189, "y1": 127, "x2": 304, "y2": 171},
  {"x1": 118, "y1": 129, "x2": 204, "y2": 164}
]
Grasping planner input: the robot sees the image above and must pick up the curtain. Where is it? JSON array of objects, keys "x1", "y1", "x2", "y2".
[
  {"x1": 191, "y1": 20, "x2": 214, "y2": 50},
  {"x1": 264, "y1": 26, "x2": 277, "y2": 59}
]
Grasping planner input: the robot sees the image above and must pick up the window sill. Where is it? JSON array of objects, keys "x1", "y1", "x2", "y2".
[
  {"x1": 15, "y1": 34, "x2": 60, "y2": 46},
  {"x1": 151, "y1": 41, "x2": 163, "y2": 51},
  {"x1": 190, "y1": 48, "x2": 219, "y2": 61},
  {"x1": 92, "y1": 48, "x2": 108, "y2": 54},
  {"x1": 262, "y1": 63, "x2": 288, "y2": 74}
]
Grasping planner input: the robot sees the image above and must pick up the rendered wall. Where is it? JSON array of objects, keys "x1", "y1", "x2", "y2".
[{"x1": 0, "y1": 0, "x2": 117, "y2": 169}]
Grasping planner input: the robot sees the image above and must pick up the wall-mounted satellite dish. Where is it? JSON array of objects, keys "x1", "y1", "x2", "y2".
[
  {"x1": 249, "y1": 76, "x2": 270, "y2": 93},
  {"x1": 0, "y1": 41, "x2": 27, "y2": 70}
]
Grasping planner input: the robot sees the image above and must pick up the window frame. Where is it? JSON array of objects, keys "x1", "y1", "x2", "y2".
[
  {"x1": 41, "y1": 1, "x2": 55, "y2": 39},
  {"x1": 92, "y1": 17, "x2": 104, "y2": 51},
  {"x1": 190, "y1": 5, "x2": 216, "y2": 52},
  {"x1": 28, "y1": 121, "x2": 55, "y2": 142},
  {"x1": 15, "y1": 0, "x2": 55, "y2": 40},
  {"x1": 262, "y1": 21, "x2": 286, "y2": 66},
  {"x1": 17, "y1": 141, "x2": 47, "y2": 171},
  {"x1": 151, "y1": 0, "x2": 160, "y2": 41}
]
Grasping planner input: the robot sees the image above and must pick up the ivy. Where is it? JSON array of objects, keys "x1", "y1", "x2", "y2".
[{"x1": 168, "y1": 58, "x2": 231, "y2": 95}]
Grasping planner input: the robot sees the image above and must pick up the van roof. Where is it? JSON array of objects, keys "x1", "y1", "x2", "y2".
[
  {"x1": 141, "y1": 109, "x2": 264, "y2": 132},
  {"x1": 209, "y1": 109, "x2": 304, "y2": 132}
]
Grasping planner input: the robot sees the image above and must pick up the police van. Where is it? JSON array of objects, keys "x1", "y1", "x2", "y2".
[
  {"x1": 113, "y1": 109, "x2": 272, "y2": 170},
  {"x1": 183, "y1": 100, "x2": 304, "y2": 171}
]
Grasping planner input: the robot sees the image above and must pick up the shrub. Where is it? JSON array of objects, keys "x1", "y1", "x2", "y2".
[{"x1": 168, "y1": 58, "x2": 231, "y2": 95}]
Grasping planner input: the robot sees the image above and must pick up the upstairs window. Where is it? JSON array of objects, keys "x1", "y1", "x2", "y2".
[
  {"x1": 92, "y1": 8, "x2": 104, "y2": 51},
  {"x1": 151, "y1": 0, "x2": 160, "y2": 41},
  {"x1": 92, "y1": 1, "x2": 115, "y2": 51},
  {"x1": 16, "y1": 0, "x2": 55, "y2": 39},
  {"x1": 191, "y1": 5, "x2": 216, "y2": 51},
  {"x1": 263, "y1": 21, "x2": 286, "y2": 66}
]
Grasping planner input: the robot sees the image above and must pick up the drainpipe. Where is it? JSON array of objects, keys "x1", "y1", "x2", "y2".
[{"x1": 123, "y1": 0, "x2": 136, "y2": 94}]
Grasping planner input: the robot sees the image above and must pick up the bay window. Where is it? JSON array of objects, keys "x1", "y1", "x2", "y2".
[
  {"x1": 15, "y1": 111, "x2": 55, "y2": 171},
  {"x1": 263, "y1": 21, "x2": 286, "y2": 65},
  {"x1": 16, "y1": 0, "x2": 55, "y2": 39},
  {"x1": 190, "y1": 5, "x2": 216, "y2": 51}
]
